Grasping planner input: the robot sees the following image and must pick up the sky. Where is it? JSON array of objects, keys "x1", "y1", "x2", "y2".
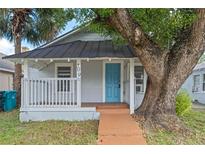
[{"x1": 0, "y1": 19, "x2": 77, "y2": 55}]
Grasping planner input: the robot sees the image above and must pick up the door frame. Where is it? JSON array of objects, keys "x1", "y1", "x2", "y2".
[{"x1": 102, "y1": 60, "x2": 124, "y2": 103}]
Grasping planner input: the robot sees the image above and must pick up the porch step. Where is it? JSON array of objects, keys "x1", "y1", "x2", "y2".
[
  {"x1": 96, "y1": 103, "x2": 129, "y2": 110},
  {"x1": 96, "y1": 108, "x2": 130, "y2": 114}
]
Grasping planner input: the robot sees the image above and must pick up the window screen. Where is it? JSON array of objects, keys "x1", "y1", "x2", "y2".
[
  {"x1": 57, "y1": 66, "x2": 71, "y2": 78},
  {"x1": 134, "y1": 66, "x2": 144, "y2": 93},
  {"x1": 57, "y1": 66, "x2": 72, "y2": 92},
  {"x1": 193, "y1": 75, "x2": 200, "y2": 92},
  {"x1": 203, "y1": 74, "x2": 205, "y2": 91}
]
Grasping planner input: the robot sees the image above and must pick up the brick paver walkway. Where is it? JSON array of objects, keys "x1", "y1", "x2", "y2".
[{"x1": 97, "y1": 106, "x2": 146, "y2": 145}]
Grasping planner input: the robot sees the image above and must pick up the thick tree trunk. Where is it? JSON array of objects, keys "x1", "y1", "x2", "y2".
[
  {"x1": 135, "y1": 46, "x2": 204, "y2": 132},
  {"x1": 137, "y1": 78, "x2": 176, "y2": 116},
  {"x1": 14, "y1": 35, "x2": 22, "y2": 108},
  {"x1": 135, "y1": 75, "x2": 184, "y2": 132}
]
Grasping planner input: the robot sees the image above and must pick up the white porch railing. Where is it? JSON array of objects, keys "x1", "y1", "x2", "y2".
[{"x1": 21, "y1": 78, "x2": 79, "y2": 108}]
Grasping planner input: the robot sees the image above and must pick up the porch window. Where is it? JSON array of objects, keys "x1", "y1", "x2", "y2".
[
  {"x1": 57, "y1": 66, "x2": 72, "y2": 92},
  {"x1": 134, "y1": 66, "x2": 144, "y2": 93},
  {"x1": 193, "y1": 75, "x2": 200, "y2": 92},
  {"x1": 203, "y1": 74, "x2": 205, "y2": 91}
]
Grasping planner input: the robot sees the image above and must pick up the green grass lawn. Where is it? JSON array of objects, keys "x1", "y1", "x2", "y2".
[
  {"x1": 146, "y1": 109, "x2": 205, "y2": 144},
  {"x1": 1, "y1": 108, "x2": 205, "y2": 145},
  {"x1": 0, "y1": 110, "x2": 98, "y2": 144}
]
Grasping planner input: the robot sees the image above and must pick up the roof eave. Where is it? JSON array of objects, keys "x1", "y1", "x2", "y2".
[
  {"x1": 4, "y1": 57, "x2": 136, "y2": 61},
  {"x1": 0, "y1": 68, "x2": 14, "y2": 73}
]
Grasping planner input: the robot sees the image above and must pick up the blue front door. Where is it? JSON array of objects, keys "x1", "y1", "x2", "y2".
[{"x1": 105, "y1": 63, "x2": 121, "y2": 103}]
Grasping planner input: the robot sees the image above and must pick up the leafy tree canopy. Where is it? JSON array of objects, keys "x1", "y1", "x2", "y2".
[{"x1": 76, "y1": 8, "x2": 196, "y2": 48}]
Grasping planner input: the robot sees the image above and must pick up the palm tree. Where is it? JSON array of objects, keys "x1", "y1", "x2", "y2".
[{"x1": 0, "y1": 8, "x2": 74, "y2": 107}]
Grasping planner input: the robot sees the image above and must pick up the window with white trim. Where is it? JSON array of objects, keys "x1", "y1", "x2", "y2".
[
  {"x1": 134, "y1": 66, "x2": 144, "y2": 93},
  {"x1": 193, "y1": 75, "x2": 200, "y2": 92},
  {"x1": 203, "y1": 74, "x2": 205, "y2": 91},
  {"x1": 56, "y1": 65, "x2": 72, "y2": 92}
]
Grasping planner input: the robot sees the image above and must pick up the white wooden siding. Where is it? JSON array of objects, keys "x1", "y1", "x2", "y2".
[
  {"x1": 53, "y1": 32, "x2": 111, "y2": 45},
  {"x1": 81, "y1": 60, "x2": 103, "y2": 102},
  {"x1": 0, "y1": 71, "x2": 13, "y2": 91},
  {"x1": 182, "y1": 69, "x2": 205, "y2": 104}
]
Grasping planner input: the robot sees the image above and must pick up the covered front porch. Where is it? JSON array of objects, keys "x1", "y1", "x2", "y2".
[{"x1": 19, "y1": 57, "x2": 144, "y2": 121}]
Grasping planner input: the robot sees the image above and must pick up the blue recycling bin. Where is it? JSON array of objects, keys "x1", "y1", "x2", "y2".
[
  {"x1": 0, "y1": 92, "x2": 3, "y2": 110},
  {"x1": 0, "y1": 91, "x2": 16, "y2": 112}
]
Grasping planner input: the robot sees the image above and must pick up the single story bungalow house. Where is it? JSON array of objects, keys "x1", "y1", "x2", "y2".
[
  {"x1": 0, "y1": 52, "x2": 14, "y2": 91},
  {"x1": 182, "y1": 62, "x2": 205, "y2": 104},
  {"x1": 4, "y1": 25, "x2": 147, "y2": 122}
]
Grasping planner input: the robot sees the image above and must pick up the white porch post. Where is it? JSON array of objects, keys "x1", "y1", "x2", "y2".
[
  {"x1": 23, "y1": 60, "x2": 29, "y2": 78},
  {"x1": 76, "y1": 59, "x2": 81, "y2": 107},
  {"x1": 23, "y1": 60, "x2": 29, "y2": 108},
  {"x1": 129, "y1": 59, "x2": 135, "y2": 114}
]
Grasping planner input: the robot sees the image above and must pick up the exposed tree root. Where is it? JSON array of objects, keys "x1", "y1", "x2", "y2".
[{"x1": 132, "y1": 113, "x2": 192, "y2": 136}]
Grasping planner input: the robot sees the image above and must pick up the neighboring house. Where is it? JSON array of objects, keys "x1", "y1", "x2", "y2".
[
  {"x1": 4, "y1": 26, "x2": 147, "y2": 122},
  {"x1": 0, "y1": 52, "x2": 14, "y2": 91},
  {"x1": 182, "y1": 62, "x2": 205, "y2": 104}
]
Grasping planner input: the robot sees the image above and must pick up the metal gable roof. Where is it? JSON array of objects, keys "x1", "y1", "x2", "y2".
[
  {"x1": 0, "y1": 52, "x2": 14, "y2": 73},
  {"x1": 4, "y1": 40, "x2": 136, "y2": 59}
]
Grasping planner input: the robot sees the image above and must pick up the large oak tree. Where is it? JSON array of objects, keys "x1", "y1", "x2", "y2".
[{"x1": 80, "y1": 8, "x2": 205, "y2": 131}]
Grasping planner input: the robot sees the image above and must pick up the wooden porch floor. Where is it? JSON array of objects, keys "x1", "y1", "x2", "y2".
[{"x1": 81, "y1": 103, "x2": 129, "y2": 109}]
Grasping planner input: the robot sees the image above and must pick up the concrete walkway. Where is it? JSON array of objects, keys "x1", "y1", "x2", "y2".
[{"x1": 97, "y1": 106, "x2": 146, "y2": 145}]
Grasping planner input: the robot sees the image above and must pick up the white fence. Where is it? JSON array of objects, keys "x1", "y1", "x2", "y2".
[{"x1": 21, "y1": 78, "x2": 79, "y2": 108}]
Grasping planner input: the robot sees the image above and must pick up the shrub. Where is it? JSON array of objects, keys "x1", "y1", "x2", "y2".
[{"x1": 176, "y1": 91, "x2": 192, "y2": 116}]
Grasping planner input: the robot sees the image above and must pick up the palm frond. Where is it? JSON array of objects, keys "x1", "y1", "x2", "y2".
[{"x1": 0, "y1": 8, "x2": 74, "y2": 46}]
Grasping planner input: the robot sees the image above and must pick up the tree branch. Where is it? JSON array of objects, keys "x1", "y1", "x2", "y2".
[
  {"x1": 170, "y1": 9, "x2": 205, "y2": 58},
  {"x1": 168, "y1": 9, "x2": 205, "y2": 85},
  {"x1": 93, "y1": 9, "x2": 136, "y2": 44},
  {"x1": 94, "y1": 8, "x2": 167, "y2": 79},
  {"x1": 107, "y1": 9, "x2": 164, "y2": 55}
]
